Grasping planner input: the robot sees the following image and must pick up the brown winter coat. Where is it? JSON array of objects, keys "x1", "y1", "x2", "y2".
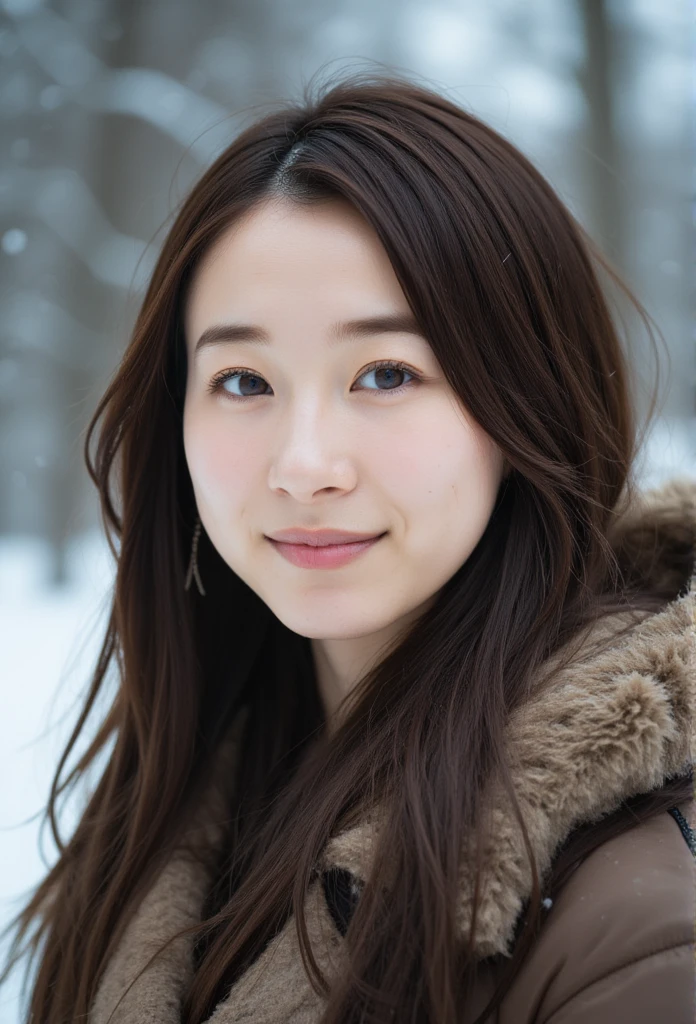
[{"x1": 91, "y1": 479, "x2": 696, "y2": 1024}]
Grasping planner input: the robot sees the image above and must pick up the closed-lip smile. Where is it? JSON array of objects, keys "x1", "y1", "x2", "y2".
[{"x1": 265, "y1": 528, "x2": 387, "y2": 547}]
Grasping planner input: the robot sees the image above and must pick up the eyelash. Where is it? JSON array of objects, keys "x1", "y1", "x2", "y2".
[{"x1": 206, "y1": 359, "x2": 422, "y2": 402}]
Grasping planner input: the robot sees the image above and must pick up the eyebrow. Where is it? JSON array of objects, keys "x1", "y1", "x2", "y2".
[{"x1": 193, "y1": 312, "x2": 424, "y2": 355}]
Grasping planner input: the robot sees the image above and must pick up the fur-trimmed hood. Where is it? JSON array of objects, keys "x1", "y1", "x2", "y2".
[{"x1": 91, "y1": 477, "x2": 696, "y2": 1024}]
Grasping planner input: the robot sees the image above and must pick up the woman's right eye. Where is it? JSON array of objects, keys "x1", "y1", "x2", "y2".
[{"x1": 208, "y1": 370, "x2": 270, "y2": 400}]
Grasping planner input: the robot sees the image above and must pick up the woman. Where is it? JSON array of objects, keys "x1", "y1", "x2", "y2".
[{"x1": 3, "y1": 72, "x2": 694, "y2": 1024}]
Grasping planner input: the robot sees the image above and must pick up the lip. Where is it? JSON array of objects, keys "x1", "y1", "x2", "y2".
[
  {"x1": 266, "y1": 528, "x2": 385, "y2": 546},
  {"x1": 266, "y1": 531, "x2": 387, "y2": 569}
]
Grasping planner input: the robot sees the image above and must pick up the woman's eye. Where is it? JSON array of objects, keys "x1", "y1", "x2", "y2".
[
  {"x1": 217, "y1": 372, "x2": 270, "y2": 398},
  {"x1": 208, "y1": 360, "x2": 419, "y2": 401},
  {"x1": 356, "y1": 362, "x2": 416, "y2": 393}
]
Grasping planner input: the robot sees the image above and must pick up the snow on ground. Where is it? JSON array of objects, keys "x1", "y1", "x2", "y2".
[{"x1": 0, "y1": 531, "x2": 115, "y2": 1021}]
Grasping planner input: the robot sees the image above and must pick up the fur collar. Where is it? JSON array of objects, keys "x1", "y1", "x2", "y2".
[
  {"x1": 92, "y1": 478, "x2": 696, "y2": 1023},
  {"x1": 320, "y1": 477, "x2": 696, "y2": 957}
]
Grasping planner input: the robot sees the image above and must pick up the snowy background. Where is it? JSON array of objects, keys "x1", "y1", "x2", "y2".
[{"x1": 1, "y1": 0, "x2": 694, "y2": 1019}]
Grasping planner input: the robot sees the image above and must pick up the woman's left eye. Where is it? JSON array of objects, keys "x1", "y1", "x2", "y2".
[
  {"x1": 354, "y1": 361, "x2": 418, "y2": 393},
  {"x1": 207, "y1": 360, "x2": 420, "y2": 401}
]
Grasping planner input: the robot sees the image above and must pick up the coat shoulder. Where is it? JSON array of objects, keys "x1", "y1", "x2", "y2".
[{"x1": 499, "y1": 804, "x2": 696, "y2": 1024}]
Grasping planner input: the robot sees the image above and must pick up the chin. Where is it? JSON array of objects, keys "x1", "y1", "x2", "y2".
[{"x1": 271, "y1": 607, "x2": 387, "y2": 641}]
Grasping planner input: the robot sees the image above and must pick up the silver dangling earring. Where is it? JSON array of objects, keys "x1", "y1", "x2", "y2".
[{"x1": 184, "y1": 514, "x2": 206, "y2": 596}]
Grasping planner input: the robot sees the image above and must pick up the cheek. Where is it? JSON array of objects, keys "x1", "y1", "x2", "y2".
[
  {"x1": 368, "y1": 405, "x2": 501, "y2": 514},
  {"x1": 183, "y1": 409, "x2": 262, "y2": 506}
]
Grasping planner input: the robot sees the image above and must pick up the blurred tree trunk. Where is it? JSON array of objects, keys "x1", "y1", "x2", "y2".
[
  {"x1": 576, "y1": 0, "x2": 622, "y2": 262},
  {"x1": 576, "y1": 0, "x2": 693, "y2": 430}
]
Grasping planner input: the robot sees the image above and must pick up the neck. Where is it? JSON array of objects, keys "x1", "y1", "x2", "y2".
[{"x1": 309, "y1": 594, "x2": 437, "y2": 728}]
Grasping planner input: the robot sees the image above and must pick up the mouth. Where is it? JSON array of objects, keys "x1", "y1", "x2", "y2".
[
  {"x1": 266, "y1": 528, "x2": 387, "y2": 546},
  {"x1": 266, "y1": 532, "x2": 387, "y2": 569}
]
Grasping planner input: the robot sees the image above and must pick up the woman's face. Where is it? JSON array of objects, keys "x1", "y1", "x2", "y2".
[{"x1": 183, "y1": 196, "x2": 505, "y2": 643}]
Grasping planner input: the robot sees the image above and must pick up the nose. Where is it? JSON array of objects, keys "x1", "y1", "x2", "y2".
[{"x1": 267, "y1": 399, "x2": 358, "y2": 501}]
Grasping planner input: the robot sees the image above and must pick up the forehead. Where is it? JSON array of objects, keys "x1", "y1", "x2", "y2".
[{"x1": 184, "y1": 197, "x2": 410, "y2": 342}]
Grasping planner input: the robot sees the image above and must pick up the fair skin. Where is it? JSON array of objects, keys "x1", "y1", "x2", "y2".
[{"x1": 183, "y1": 196, "x2": 506, "y2": 731}]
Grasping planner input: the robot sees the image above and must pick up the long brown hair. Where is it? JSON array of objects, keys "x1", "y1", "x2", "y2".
[{"x1": 3, "y1": 69, "x2": 689, "y2": 1024}]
